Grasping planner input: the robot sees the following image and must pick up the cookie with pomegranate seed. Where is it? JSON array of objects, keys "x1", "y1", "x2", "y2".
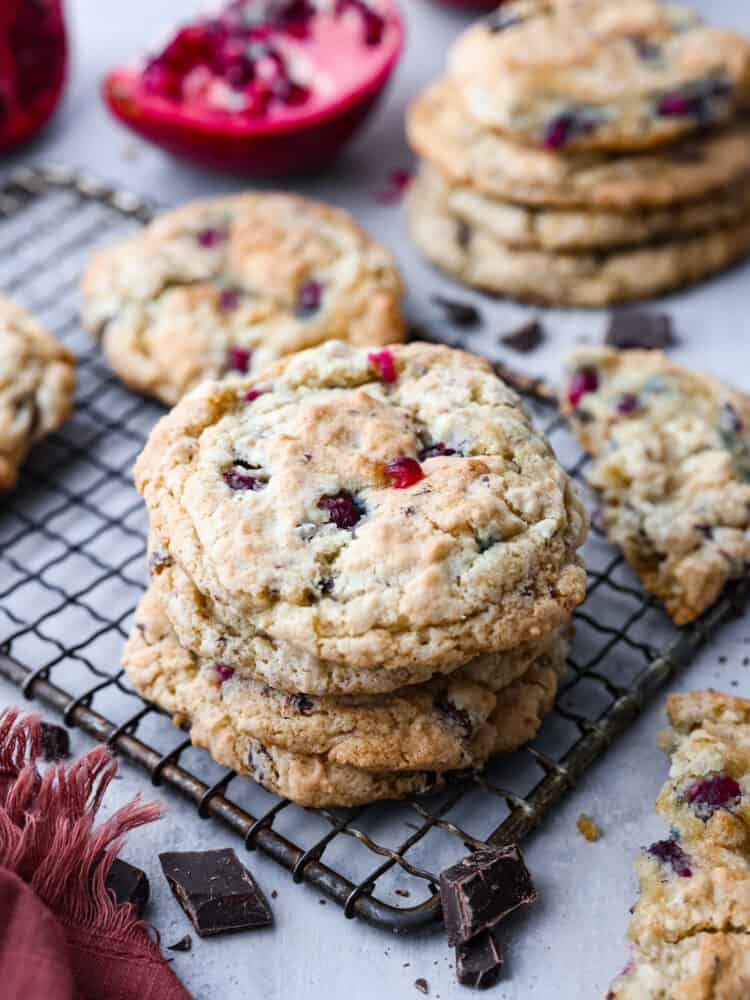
[
  {"x1": 135, "y1": 341, "x2": 588, "y2": 675},
  {"x1": 411, "y1": 160, "x2": 750, "y2": 253},
  {"x1": 408, "y1": 80, "x2": 750, "y2": 212},
  {"x1": 608, "y1": 691, "x2": 750, "y2": 999},
  {"x1": 122, "y1": 584, "x2": 568, "y2": 807},
  {"x1": 152, "y1": 555, "x2": 561, "y2": 695},
  {"x1": 81, "y1": 192, "x2": 404, "y2": 406},
  {"x1": 448, "y1": 0, "x2": 750, "y2": 155},
  {"x1": 406, "y1": 172, "x2": 750, "y2": 306},
  {"x1": 562, "y1": 347, "x2": 750, "y2": 625},
  {"x1": 0, "y1": 295, "x2": 76, "y2": 492}
]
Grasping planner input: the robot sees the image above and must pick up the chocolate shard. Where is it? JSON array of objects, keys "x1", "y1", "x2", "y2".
[
  {"x1": 605, "y1": 310, "x2": 676, "y2": 350},
  {"x1": 159, "y1": 848, "x2": 273, "y2": 937},
  {"x1": 456, "y1": 929, "x2": 504, "y2": 990},
  {"x1": 106, "y1": 857, "x2": 150, "y2": 915},
  {"x1": 414, "y1": 979, "x2": 429, "y2": 995},
  {"x1": 439, "y1": 846, "x2": 537, "y2": 947},
  {"x1": 500, "y1": 319, "x2": 545, "y2": 354},
  {"x1": 39, "y1": 721, "x2": 70, "y2": 761},
  {"x1": 431, "y1": 294, "x2": 481, "y2": 328},
  {"x1": 167, "y1": 934, "x2": 192, "y2": 952}
]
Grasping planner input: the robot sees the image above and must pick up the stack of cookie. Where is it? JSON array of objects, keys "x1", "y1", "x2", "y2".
[
  {"x1": 123, "y1": 340, "x2": 589, "y2": 807},
  {"x1": 406, "y1": 0, "x2": 750, "y2": 306}
]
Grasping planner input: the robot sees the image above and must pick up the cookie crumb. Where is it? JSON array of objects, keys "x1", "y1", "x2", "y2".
[{"x1": 577, "y1": 813, "x2": 602, "y2": 842}]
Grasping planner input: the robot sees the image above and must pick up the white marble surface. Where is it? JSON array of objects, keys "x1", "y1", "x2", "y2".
[{"x1": 1, "y1": 1, "x2": 750, "y2": 997}]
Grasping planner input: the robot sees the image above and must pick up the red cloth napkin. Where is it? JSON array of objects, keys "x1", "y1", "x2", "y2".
[{"x1": 0, "y1": 708, "x2": 192, "y2": 1000}]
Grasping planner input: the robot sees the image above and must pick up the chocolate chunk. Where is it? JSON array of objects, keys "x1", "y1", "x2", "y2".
[
  {"x1": 167, "y1": 934, "x2": 192, "y2": 952},
  {"x1": 414, "y1": 979, "x2": 429, "y2": 995},
  {"x1": 39, "y1": 721, "x2": 70, "y2": 761},
  {"x1": 456, "y1": 929, "x2": 504, "y2": 990},
  {"x1": 439, "y1": 846, "x2": 537, "y2": 947},
  {"x1": 605, "y1": 310, "x2": 676, "y2": 350},
  {"x1": 159, "y1": 848, "x2": 273, "y2": 937},
  {"x1": 431, "y1": 295, "x2": 481, "y2": 328},
  {"x1": 106, "y1": 857, "x2": 150, "y2": 915},
  {"x1": 500, "y1": 319, "x2": 545, "y2": 354}
]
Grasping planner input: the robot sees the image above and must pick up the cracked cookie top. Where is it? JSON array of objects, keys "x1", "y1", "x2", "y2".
[
  {"x1": 81, "y1": 192, "x2": 404, "y2": 405},
  {"x1": 0, "y1": 295, "x2": 76, "y2": 492},
  {"x1": 135, "y1": 341, "x2": 588, "y2": 671},
  {"x1": 449, "y1": 0, "x2": 750, "y2": 154},
  {"x1": 563, "y1": 347, "x2": 750, "y2": 624}
]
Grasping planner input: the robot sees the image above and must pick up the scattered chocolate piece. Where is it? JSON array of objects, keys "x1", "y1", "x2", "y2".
[
  {"x1": 271, "y1": 889, "x2": 278, "y2": 899},
  {"x1": 167, "y1": 935, "x2": 192, "y2": 952},
  {"x1": 431, "y1": 295, "x2": 481, "y2": 328},
  {"x1": 414, "y1": 979, "x2": 429, "y2": 995},
  {"x1": 500, "y1": 319, "x2": 545, "y2": 354},
  {"x1": 577, "y1": 813, "x2": 602, "y2": 842},
  {"x1": 106, "y1": 857, "x2": 150, "y2": 915},
  {"x1": 159, "y1": 848, "x2": 273, "y2": 937},
  {"x1": 456, "y1": 929, "x2": 504, "y2": 990},
  {"x1": 395, "y1": 888, "x2": 411, "y2": 898},
  {"x1": 439, "y1": 846, "x2": 537, "y2": 947},
  {"x1": 39, "y1": 721, "x2": 70, "y2": 761},
  {"x1": 605, "y1": 310, "x2": 676, "y2": 350}
]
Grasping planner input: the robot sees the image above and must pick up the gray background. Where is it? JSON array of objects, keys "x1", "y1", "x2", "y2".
[{"x1": 1, "y1": 1, "x2": 749, "y2": 997}]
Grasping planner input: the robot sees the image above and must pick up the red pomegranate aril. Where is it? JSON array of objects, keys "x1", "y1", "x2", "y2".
[
  {"x1": 684, "y1": 773, "x2": 741, "y2": 818},
  {"x1": 615, "y1": 393, "x2": 640, "y2": 415},
  {"x1": 219, "y1": 288, "x2": 241, "y2": 310},
  {"x1": 648, "y1": 839, "x2": 692, "y2": 878},
  {"x1": 245, "y1": 387, "x2": 269, "y2": 402},
  {"x1": 297, "y1": 279, "x2": 323, "y2": 316},
  {"x1": 567, "y1": 368, "x2": 599, "y2": 407},
  {"x1": 658, "y1": 92, "x2": 692, "y2": 117},
  {"x1": 228, "y1": 346, "x2": 252, "y2": 373},
  {"x1": 197, "y1": 227, "x2": 226, "y2": 248},
  {"x1": 223, "y1": 466, "x2": 265, "y2": 491},
  {"x1": 318, "y1": 491, "x2": 362, "y2": 529},
  {"x1": 215, "y1": 664, "x2": 235, "y2": 682},
  {"x1": 368, "y1": 348, "x2": 397, "y2": 384},
  {"x1": 386, "y1": 457, "x2": 424, "y2": 489}
]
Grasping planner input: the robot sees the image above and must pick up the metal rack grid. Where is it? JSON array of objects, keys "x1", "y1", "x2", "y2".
[{"x1": 0, "y1": 165, "x2": 747, "y2": 934}]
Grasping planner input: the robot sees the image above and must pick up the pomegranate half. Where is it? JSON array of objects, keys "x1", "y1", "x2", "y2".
[
  {"x1": 103, "y1": 0, "x2": 404, "y2": 176},
  {"x1": 0, "y1": 0, "x2": 67, "y2": 152}
]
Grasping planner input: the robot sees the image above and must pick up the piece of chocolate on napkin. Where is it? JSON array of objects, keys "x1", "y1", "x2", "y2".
[
  {"x1": 605, "y1": 310, "x2": 676, "y2": 350},
  {"x1": 440, "y1": 846, "x2": 537, "y2": 946},
  {"x1": 160, "y1": 848, "x2": 273, "y2": 937},
  {"x1": 500, "y1": 319, "x2": 545, "y2": 354},
  {"x1": 106, "y1": 857, "x2": 150, "y2": 916},
  {"x1": 39, "y1": 721, "x2": 70, "y2": 761},
  {"x1": 456, "y1": 929, "x2": 504, "y2": 990}
]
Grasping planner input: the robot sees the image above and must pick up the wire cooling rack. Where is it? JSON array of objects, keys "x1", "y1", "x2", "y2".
[{"x1": 1, "y1": 165, "x2": 748, "y2": 934}]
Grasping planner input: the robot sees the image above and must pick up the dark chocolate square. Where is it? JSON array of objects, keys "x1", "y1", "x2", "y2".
[
  {"x1": 160, "y1": 848, "x2": 273, "y2": 937},
  {"x1": 106, "y1": 857, "x2": 150, "y2": 916},
  {"x1": 604, "y1": 310, "x2": 676, "y2": 350},
  {"x1": 456, "y1": 929, "x2": 504, "y2": 989},
  {"x1": 439, "y1": 846, "x2": 537, "y2": 947},
  {"x1": 500, "y1": 319, "x2": 545, "y2": 354},
  {"x1": 39, "y1": 722, "x2": 70, "y2": 761}
]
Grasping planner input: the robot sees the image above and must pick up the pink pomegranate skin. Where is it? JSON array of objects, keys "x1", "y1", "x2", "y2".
[
  {"x1": 0, "y1": 0, "x2": 67, "y2": 152},
  {"x1": 103, "y1": 1, "x2": 404, "y2": 177}
]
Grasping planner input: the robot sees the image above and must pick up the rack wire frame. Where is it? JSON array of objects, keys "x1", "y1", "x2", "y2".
[{"x1": 0, "y1": 165, "x2": 747, "y2": 934}]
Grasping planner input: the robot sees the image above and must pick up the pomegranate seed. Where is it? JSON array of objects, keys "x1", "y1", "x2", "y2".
[
  {"x1": 215, "y1": 664, "x2": 235, "y2": 682},
  {"x1": 368, "y1": 349, "x2": 397, "y2": 384},
  {"x1": 647, "y1": 839, "x2": 692, "y2": 877},
  {"x1": 228, "y1": 346, "x2": 252, "y2": 373},
  {"x1": 567, "y1": 368, "x2": 599, "y2": 407},
  {"x1": 245, "y1": 388, "x2": 267, "y2": 402},
  {"x1": 615, "y1": 393, "x2": 640, "y2": 415},
  {"x1": 318, "y1": 492, "x2": 362, "y2": 529},
  {"x1": 297, "y1": 279, "x2": 323, "y2": 316},
  {"x1": 196, "y1": 227, "x2": 226, "y2": 248},
  {"x1": 684, "y1": 773, "x2": 741, "y2": 819},
  {"x1": 386, "y1": 457, "x2": 424, "y2": 489},
  {"x1": 658, "y1": 92, "x2": 693, "y2": 116},
  {"x1": 223, "y1": 465, "x2": 266, "y2": 490},
  {"x1": 219, "y1": 288, "x2": 241, "y2": 311}
]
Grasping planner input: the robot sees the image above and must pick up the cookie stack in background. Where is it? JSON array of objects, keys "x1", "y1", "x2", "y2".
[
  {"x1": 123, "y1": 340, "x2": 589, "y2": 807},
  {"x1": 406, "y1": 0, "x2": 750, "y2": 306}
]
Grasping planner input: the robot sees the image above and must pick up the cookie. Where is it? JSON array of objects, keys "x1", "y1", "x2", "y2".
[
  {"x1": 413, "y1": 161, "x2": 750, "y2": 252},
  {"x1": 608, "y1": 691, "x2": 750, "y2": 999},
  {"x1": 0, "y1": 295, "x2": 76, "y2": 492},
  {"x1": 408, "y1": 81, "x2": 750, "y2": 211},
  {"x1": 563, "y1": 348, "x2": 750, "y2": 625},
  {"x1": 449, "y1": 0, "x2": 750, "y2": 154},
  {"x1": 81, "y1": 193, "x2": 405, "y2": 406},
  {"x1": 406, "y1": 174, "x2": 750, "y2": 306},
  {"x1": 135, "y1": 341, "x2": 588, "y2": 673},
  {"x1": 123, "y1": 585, "x2": 567, "y2": 807},
  {"x1": 151, "y1": 555, "x2": 562, "y2": 695}
]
